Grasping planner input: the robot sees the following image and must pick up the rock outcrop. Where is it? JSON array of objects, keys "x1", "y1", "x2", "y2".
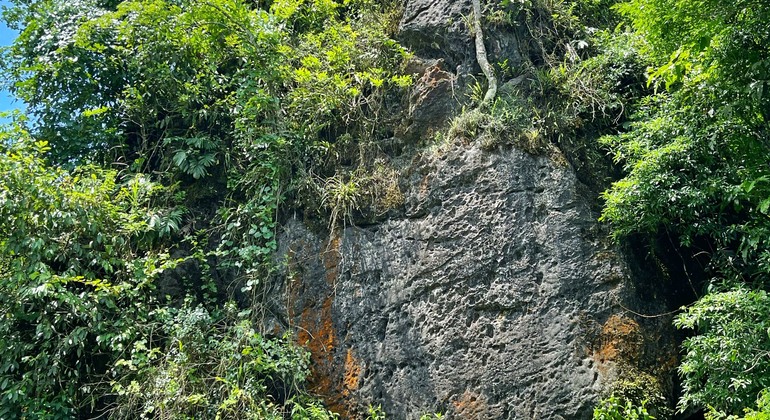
[
  {"x1": 272, "y1": 1, "x2": 680, "y2": 418},
  {"x1": 398, "y1": 0, "x2": 474, "y2": 69},
  {"x1": 278, "y1": 144, "x2": 678, "y2": 418}
]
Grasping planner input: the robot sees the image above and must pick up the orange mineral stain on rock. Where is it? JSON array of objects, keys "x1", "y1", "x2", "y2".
[
  {"x1": 343, "y1": 349, "x2": 362, "y2": 396},
  {"x1": 298, "y1": 298, "x2": 335, "y2": 360},
  {"x1": 292, "y1": 233, "x2": 354, "y2": 418},
  {"x1": 593, "y1": 315, "x2": 643, "y2": 366},
  {"x1": 297, "y1": 295, "x2": 350, "y2": 415},
  {"x1": 452, "y1": 390, "x2": 488, "y2": 418}
]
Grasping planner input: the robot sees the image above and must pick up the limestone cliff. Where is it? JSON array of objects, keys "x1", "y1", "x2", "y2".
[
  {"x1": 279, "y1": 145, "x2": 679, "y2": 418},
  {"x1": 273, "y1": 1, "x2": 681, "y2": 418}
]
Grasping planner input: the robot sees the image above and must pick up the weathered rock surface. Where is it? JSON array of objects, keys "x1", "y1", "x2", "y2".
[
  {"x1": 396, "y1": 0, "x2": 528, "y2": 144},
  {"x1": 400, "y1": 59, "x2": 460, "y2": 142},
  {"x1": 270, "y1": 1, "x2": 680, "y2": 417},
  {"x1": 397, "y1": 0, "x2": 525, "y2": 70},
  {"x1": 278, "y1": 144, "x2": 678, "y2": 419},
  {"x1": 398, "y1": 0, "x2": 474, "y2": 69}
]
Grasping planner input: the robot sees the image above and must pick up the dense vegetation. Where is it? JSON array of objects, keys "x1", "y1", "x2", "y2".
[
  {"x1": 0, "y1": 0, "x2": 769, "y2": 418},
  {"x1": 0, "y1": 0, "x2": 409, "y2": 417},
  {"x1": 599, "y1": 0, "x2": 770, "y2": 418}
]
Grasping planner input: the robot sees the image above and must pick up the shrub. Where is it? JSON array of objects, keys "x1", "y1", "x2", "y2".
[
  {"x1": 110, "y1": 301, "x2": 336, "y2": 419},
  {"x1": 675, "y1": 288, "x2": 770, "y2": 418},
  {"x1": 0, "y1": 134, "x2": 179, "y2": 418},
  {"x1": 593, "y1": 395, "x2": 655, "y2": 420}
]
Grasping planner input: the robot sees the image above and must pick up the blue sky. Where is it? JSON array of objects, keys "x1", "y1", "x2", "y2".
[{"x1": 0, "y1": 0, "x2": 20, "y2": 121}]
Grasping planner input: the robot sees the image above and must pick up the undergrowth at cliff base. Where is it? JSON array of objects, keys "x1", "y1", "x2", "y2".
[
  {"x1": 593, "y1": 395, "x2": 655, "y2": 420},
  {"x1": 109, "y1": 302, "x2": 333, "y2": 419},
  {"x1": 0, "y1": 134, "x2": 339, "y2": 419}
]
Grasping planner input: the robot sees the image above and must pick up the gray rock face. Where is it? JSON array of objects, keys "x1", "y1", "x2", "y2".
[
  {"x1": 400, "y1": 59, "x2": 460, "y2": 142},
  {"x1": 398, "y1": 0, "x2": 474, "y2": 68},
  {"x1": 396, "y1": 0, "x2": 528, "y2": 144},
  {"x1": 278, "y1": 144, "x2": 677, "y2": 419},
  {"x1": 398, "y1": 0, "x2": 525, "y2": 72},
  {"x1": 270, "y1": 1, "x2": 678, "y2": 417}
]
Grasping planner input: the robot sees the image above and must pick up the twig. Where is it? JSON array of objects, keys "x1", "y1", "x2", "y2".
[
  {"x1": 615, "y1": 297, "x2": 684, "y2": 319},
  {"x1": 471, "y1": 0, "x2": 497, "y2": 108}
]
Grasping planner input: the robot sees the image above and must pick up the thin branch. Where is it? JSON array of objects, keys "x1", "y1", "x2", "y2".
[
  {"x1": 471, "y1": 0, "x2": 497, "y2": 108},
  {"x1": 666, "y1": 228, "x2": 700, "y2": 299},
  {"x1": 615, "y1": 297, "x2": 684, "y2": 319}
]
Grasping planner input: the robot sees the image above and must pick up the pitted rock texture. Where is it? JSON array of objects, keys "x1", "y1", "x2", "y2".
[{"x1": 279, "y1": 144, "x2": 678, "y2": 419}]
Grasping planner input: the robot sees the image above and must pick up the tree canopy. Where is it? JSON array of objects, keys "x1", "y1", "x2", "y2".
[
  {"x1": 600, "y1": 0, "x2": 770, "y2": 417},
  {"x1": 0, "y1": 0, "x2": 409, "y2": 417}
]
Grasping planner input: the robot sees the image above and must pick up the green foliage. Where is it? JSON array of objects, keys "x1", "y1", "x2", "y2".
[
  {"x1": 446, "y1": 94, "x2": 550, "y2": 155},
  {"x1": 164, "y1": 136, "x2": 220, "y2": 180},
  {"x1": 2, "y1": 0, "x2": 124, "y2": 162},
  {"x1": 553, "y1": 30, "x2": 648, "y2": 127},
  {"x1": 3, "y1": 0, "x2": 284, "y2": 168},
  {"x1": 366, "y1": 404, "x2": 387, "y2": 419},
  {"x1": 0, "y1": 0, "x2": 409, "y2": 417},
  {"x1": 674, "y1": 288, "x2": 770, "y2": 418},
  {"x1": 600, "y1": 0, "x2": 770, "y2": 287},
  {"x1": 443, "y1": 0, "x2": 643, "y2": 193},
  {"x1": 592, "y1": 369, "x2": 671, "y2": 419},
  {"x1": 363, "y1": 405, "x2": 443, "y2": 420},
  {"x1": 490, "y1": 0, "x2": 622, "y2": 66},
  {"x1": 593, "y1": 395, "x2": 655, "y2": 420},
  {"x1": 0, "y1": 128, "x2": 336, "y2": 418},
  {"x1": 1, "y1": 0, "x2": 408, "y2": 273},
  {"x1": 616, "y1": 0, "x2": 770, "y2": 130},
  {"x1": 110, "y1": 301, "x2": 336, "y2": 419},
  {"x1": 0, "y1": 131, "x2": 179, "y2": 417},
  {"x1": 282, "y1": 9, "x2": 410, "y2": 140},
  {"x1": 600, "y1": 0, "x2": 770, "y2": 417},
  {"x1": 600, "y1": 94, "x2": 770, "y2": 267},
  {"x1": 1, "y1": 0, "x2": 410, "y2": 172},
  {"x1": 742, "y1": 390, "x2": 770, "y2": 420},
  {"x1": 321, "y1": 173, "x2": 362, "y2": 229}
]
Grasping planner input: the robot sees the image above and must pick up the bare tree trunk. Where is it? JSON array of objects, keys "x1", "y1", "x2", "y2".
[{"x1": 472, "y1": 0, "x2": 497, "y2": 108}]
